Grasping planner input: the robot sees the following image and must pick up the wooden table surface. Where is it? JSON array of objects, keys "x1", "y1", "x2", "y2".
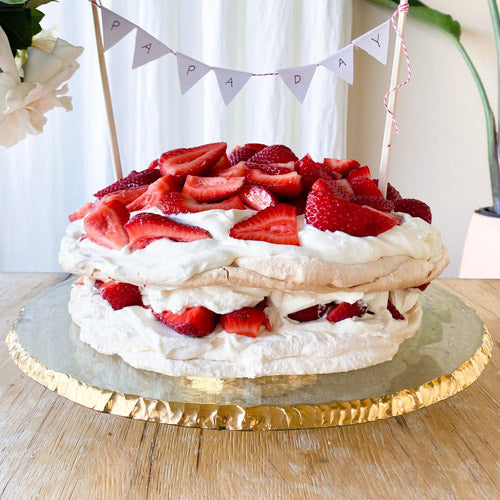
[{"x1": 0, "y1": 274, "x2": 498, "y2": 499}]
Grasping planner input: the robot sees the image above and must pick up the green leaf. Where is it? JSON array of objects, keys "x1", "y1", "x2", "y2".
[
  {"x1": 0, "y1": 0, "x2": 28, "y2": 5},
  {"x1": 30, "y1": 6, "x2": 44, "y2": 36},
  {"x1": 0, "y1": 9, "x2": 33, "y2": 54},
  {"x1": 26, "y1": 0, "x2": 57, "y2": 8}
]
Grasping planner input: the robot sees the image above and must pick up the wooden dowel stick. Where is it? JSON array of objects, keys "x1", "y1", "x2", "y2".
[
  {"x1": 378, "y1": 0, "x2": 408, "y2": 197},
  {"x1": 91, "y1": 3, "x2": 123, "y2": 180}
]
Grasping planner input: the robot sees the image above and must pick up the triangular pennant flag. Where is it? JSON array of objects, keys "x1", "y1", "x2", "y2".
[
  {"x1": 213, "y1": 68, "x2": 252, "y2": 105},
  {"x1": 321, "y1": 44, "x2": 354, "y2": 85},
  {"x1": 101, "y1": 7, "x2": 136, "y2": 51},
  {"x1": 353, "y1": 21, "x2": 390, "y2": 65},
  {"x1": 132, "y1": 28, "x2": 171, "y2": 69},
  {"x1": 176, "y1": 53, "x2": 211, "y2": 94},
  {"x1": 277, "y1": 64, "x2": 317, "y2": 103}
]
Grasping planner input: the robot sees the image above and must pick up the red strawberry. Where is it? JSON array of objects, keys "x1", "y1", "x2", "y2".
[
  {"x1": 247, "y1": 161, "x2": 296, "y2": 175},
  {"x1": 158, "y1": 193, "x2": 244, "y2": 214},
  {"x1": 160, "y1": 142, "x2": 227, "y2": 179},
  {"x1": 394, "y1": 198, "x2": 432, "y2": 224},
  {"x1": 416, "y1": 282, "x2": 430, "y2": 291},
  {"x1": 216, "y1": 163, "x2": 248, "y2": 178},
  {"x1": 84, "y1": 199, "x2": 130, "y2": 249},
  {"x1": 324, "y1": 158, "x2": 360, "y2": 177},
  {"x1": 94, "y1": 170, "x2": 161, "y2": 198},
  {"x1": 305, "y1": 179, "x2": 400, "y2": 236},
  {"x1": 148, "y1": 159, "x2": 160, "y2": 169},
  {"x1": 246, "y1": 169, "x2": 302, "y2": 198},
  {"x1": 126, "y1": 176, "x2": 180, "y2": 212},
  {"x1": 326, "y1": 179, "x2": 354, "y2": 199},
  {"x1": 209, "y1": 153, "x2": 230, "y2": 173},
  {"x1": 228, "y1": 143, "x2": 266, "y2": 166},
  {"x1": 288, "y1": 304, "x2": 328, "y2": 322},
  {"x1": 296, "y1": 154, "x2": 340, "y2": 192},
  {"x1": 288, "y1": 196, "x2": 307, "y2": 215},
  {"x1": 248, "y1": 144, "x2": 298, "y2": 164},
  {"x1": 326, "y1": 301, "x2": 367, "y2": 323},
  {"x1": 154, "y1": 306, "x2": 217, "y2": 337},
  {"x1": 100, "y1": 186, "x2": 148, "y2": 206},
  {"x1": 239, "y1": 185, "x2": 279, "y2": 210},
  {"x1": 125, "y1": 212, "x2": 211, "y2": 251},
  {"x1": 183, "y1": 175, "x2": 245, "y2": 202},
  {"x1": 347, "y1": 166, "x2": 372, "y2": 181},
  {"x1": 229, "y1": 204, "x2": 299, "y2": 246},
  {"x1": 221, "y1": 307, "x2": 271, "y2": 338},
  {"x1": 373, "y1": 180, "x2": 403, "y2": 200},
  {"x1": 255, "y1": 298, "x2": 268, "y2": 311},
  {"x1": 352, "y1": 195, "x2": 395, "y2": 212},
  {"x1": 387, "y1": 299, "x2": 405, "y2": 320},
  {"x1": 69, "y1": 202, "x2": 94, "y2": 222},
  {"x1": 349, "y1": 177, "x2": 383, "y2": 197},
  {"x1": 98, "y1": 281, "x2": 143, "y2": 311}
]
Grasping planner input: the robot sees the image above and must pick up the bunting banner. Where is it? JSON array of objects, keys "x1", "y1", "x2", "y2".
[{"x1": 97, "y1": 4, "x2": 400, "y2": 105}]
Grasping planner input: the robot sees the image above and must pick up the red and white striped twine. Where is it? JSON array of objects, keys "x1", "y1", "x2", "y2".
[{"x1": 384, "y1": 2, "x2": 411, "y2": 135}]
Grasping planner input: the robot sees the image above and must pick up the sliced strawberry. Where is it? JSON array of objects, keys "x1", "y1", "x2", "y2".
[
  {"x1": 216, "y1": 163, "x2": 248, "y2": 178},
  {"x1": 416, "y1": 282, "x2": 430, "y2": 291},
  {"x1": 324, "y1": 158, "x2": 360, "y2": 177},
  {"x1": 352, "y1": 195, "x2": 395, "y2": 212},
  {"x1": 239, "y1": 185, "x2": 279, "y2": 210},
  {"x1": 326, "y1": 301, "x2": 367, "y2": 323},
  {"x1": 296, "y1": 154, "x2": 341, "y2": 192},
  {"x1": 148, "y1": 159, "x2": 160, "y2": 169},
  {"x1": 69, "y1": 202, "x2": 94, "y2": 222},
  {"x1": 326, "y1": 179, "x2": 354, "y2": 199},
  {"x1": 221, "y1": 307, "x2": 270, "y2": 338},
  {"x1": 94, "y1": 170, "x2": 161, "y2": 198},
  {"x1": 158, "y1": 193, "x2": 245, "y2": 214},
  {"x1": 183, "y1": 175, "x2": 245, "y2": 202},
  {"x1": 98, "y1": 281, "x2": 143, "y2": 310},
  {"x1": 394, "y1": 198, "x2": 432, "y2": 224},
  {"x1": 347, "y1": 166, "x2": 372, "y2": 181},
  {"x1": 125, "y1": 212, "x2": 211, "y2": 251},
  {"x1": 247, "y1": 161, "x2": 296, "y2": 175},
  {"x1": 209, "y1": 153, "x2": 230, "y2": 173},
  {"x1": 288, "y1": 304, "x2": 328, "y2": 322},
  {"x1": 288, "y1": 196, "x2": 307, "y2": 215},
  {"x1": 159, "y1": 142, "x2": 227, "y2": 179},
  {"x1": 83, "y1": 199, "x2": 130, "y2": 249},
  {"x1": 228, "y1": 143, "x2": 266, "y2": 166},
  {"x1": 255, "y1": 297, "x2": 268, "y2": 311},
  {"x1": 248, "y1": 144, "x2": 298, "y2": 164},
  {"x1": 154, "y1": 306, "x2": 217, "y2": 338},
  {"x1": 246, "y1": 169, "x2": 302, "y2": 198},
  {"x1": 126, "y1": 176, "x2": 180, "y2": 212},
  {"x1": 349, "y1": 177, "x2": 383, "y2": 197},
  {"x1": 373, "y1": 180, "x2": 403, "y2": 200},
  {"x1": 229, "y1": 204, "x2": 299, "y2": 245},
  {"x1": 101, "y1": 186, "x2": 148, "y2": 206},
  {"x1": 387, "y1": 299, "x2": 405, "y2": 320},
  {"x1": 305, "y1": 179, "x2": 400, "y2": 236}
]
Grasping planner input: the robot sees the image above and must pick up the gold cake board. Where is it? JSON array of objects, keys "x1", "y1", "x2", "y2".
[{"x1": 5, "y1": 279, "x2": 492, "y2": 430}]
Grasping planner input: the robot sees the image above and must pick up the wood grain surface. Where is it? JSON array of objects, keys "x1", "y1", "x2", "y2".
[{"x1": 0, "y1": 274, "x2": 498, "y2": 500}]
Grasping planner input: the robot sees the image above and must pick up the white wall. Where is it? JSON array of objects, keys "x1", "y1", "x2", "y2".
[{"x1": 348, "y1": 0, "x2": 497, "y2": 277}]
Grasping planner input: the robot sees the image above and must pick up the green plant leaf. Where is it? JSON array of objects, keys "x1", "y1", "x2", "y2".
[
  {"x1": 0, "y1": 9, "x2": 33, "y2": 54},
  {"x1": 30, "y1": 6, "x2": 44, "y2": 37},
  {"x1": 26, "y1": 0, "x2": 57, "y2": 8},
  {"x1": 0, "y1": 0, "x2": 28, "y2": 5}
]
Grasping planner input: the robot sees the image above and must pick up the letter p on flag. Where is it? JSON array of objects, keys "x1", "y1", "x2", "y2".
[{"x1": 277, "y1": 64, "x2": 317, "y2": 103}]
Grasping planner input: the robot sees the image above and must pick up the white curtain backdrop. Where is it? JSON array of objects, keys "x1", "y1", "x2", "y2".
[{"x1": 0, "y1": 0, "x2": 352, "y2": 271}]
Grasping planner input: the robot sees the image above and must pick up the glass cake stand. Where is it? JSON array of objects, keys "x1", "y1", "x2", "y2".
[{"x1": 5, "y1": 279, "x2": 492, "y2": 430}]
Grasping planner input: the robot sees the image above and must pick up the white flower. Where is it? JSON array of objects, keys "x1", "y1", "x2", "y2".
[{"x1": 0, "y1": 26, "x2": 83, "y2": 148}]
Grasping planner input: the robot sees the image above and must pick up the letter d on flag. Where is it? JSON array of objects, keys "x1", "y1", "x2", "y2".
[{"x1": 277, "y1": 64, "x2": 317, "y2": 103}]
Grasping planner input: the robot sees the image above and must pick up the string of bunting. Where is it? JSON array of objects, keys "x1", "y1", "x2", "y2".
[{"x1": 94, "y1": 2, "x2": 393, "y2": 105}]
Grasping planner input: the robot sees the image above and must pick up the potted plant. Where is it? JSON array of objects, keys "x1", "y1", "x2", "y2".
[{"x1": 367, "y1": 0, "x2": 500, "y2": 277}]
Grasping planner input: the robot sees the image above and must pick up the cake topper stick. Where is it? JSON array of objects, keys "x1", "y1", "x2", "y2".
[
  {"x1": 378, "y1": 0, "x2": 410, "y2": 197},
  {"x1": 91, "y1": 1, "x2": 123, "y2": 180}
]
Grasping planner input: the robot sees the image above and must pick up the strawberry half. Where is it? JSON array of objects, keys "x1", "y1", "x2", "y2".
[
  {"x1": 387, "y1": 299, "x2": 405, "y2": 320},
  {"x1": 126, "y1": 176, "x2": 180, "y2": 212},
  {"x1": 352, "y1": 195, "x2": 395, "y2": 212},
  {"x1": 248, "y1": 144, "x2": 298, "y2": 164},
  {"x1": 158, "y1": 193, "x2": 245, "y2": 214},
  {"x1": 221, "y1": 307, "x2": 271, "y2": 338},
  {"x1": 296, "y1": 154, "x2": 341, "y2": 192},
  {"x1": 288, "y1": 304, "x2": 329, "y2": 322},
  {"x1": 239, "y1": 185, "x2": 279, "y2": 211},
  {"x1": 100, "y1": 186, "x2": 148, "y2": 206},
  {"x1": 347, "y1": 166, "x2": 372, "y2": 181},
  {"x1": 229, "y1": 204, "x2": 299, "y2": 246},
  {"x1": 183, "y1": 175, "x2": 245, "y2": 202},
  {"x1": 216, "y1": 163, "x2": 248, "y2": 178},
  {"x1": 154, "y1": 306, "x2": 218, "y2": 338},
  {"x1": 324, "y1": 158, "x2": 360, "y2": 177},
  {"x1": 349, "y1": 177, "x2": 383, "y2": 197},
  {"x1": 125, "y1": 212, "x2": 211, "y2": 251},
  {"x1": 83, "y1": 199, "x2": 130, "y2": 250},
  {"x1": 148, "y1": 159, "x2": 160, "y2": 169},
  {"x1": 69, "y1": 202, "x2": 94, "y2": 222},
  {"x1": 209, "y1": 154, "x2": 230, "y2": 174},
  {"x1": 160, "y1": 142, "x2": 227, "y2": 179},
  {"x1": 305, "y1": 179, "x2": 400, "y2": 236},
  {"x1": 247, "y1": 161, "x2": 296, "y2": 175},
  {"x1": 374, "y1": 180, "x2": 403, "y2": 200},
  {"x1": 394, "y1": 198, "x2": 432, "y2": 224},
  {"x1": 94, "y1": 170, "x2": 161, "y2": 198},
  {"x1": 228, "y1": 143, "x2": 266, "y2": 166},
  {"x1": 326, "y1": 179, "x2": 354, "y2": 199},
  {"x1": 98, "y1": 281, "x2": 143, "y2": 310},
  {"x1": 326, "y1": 301, "x2": 367, "y2": 323},
  {"x1": 246, "y1": 169, "x2": 302, "y2": 198}
]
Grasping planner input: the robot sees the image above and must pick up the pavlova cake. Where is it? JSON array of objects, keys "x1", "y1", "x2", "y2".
[{"x1": 59, "y1": 142, "x2": 448, "y2": 378}]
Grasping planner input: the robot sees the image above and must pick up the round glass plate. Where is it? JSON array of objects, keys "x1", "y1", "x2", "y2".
[{"x1": 6, "y1": 279, "x2": 492, "y2": 430}]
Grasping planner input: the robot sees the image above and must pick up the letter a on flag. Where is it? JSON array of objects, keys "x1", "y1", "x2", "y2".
[
  {"x1": 101, "y1": 7, "x2": 136, "y2": 51},
  {"x1": 132, "y1": 28, "x2": 171, "y2": 69},
  {"x1": 277, "y1": 64, "x2": 317, "y2": 103},
  {"x1": 353, "y1": 21, "x2": 390, "y2": 65},
  {"x1": 321, "y1": 44, "x2": 354, "y2": 85},
  {"x1": 176, "y1": 53, "x2": 211, "y2": 94},
  {"x1": 213, "y1": 68, "x2": 252, "y2": 105}
]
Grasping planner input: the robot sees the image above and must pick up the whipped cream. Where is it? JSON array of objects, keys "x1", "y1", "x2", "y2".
[
  {"x1": 70, "y1": 280, "x2": 422, "y2": 378},
  {"x1": 59, "y1": 208, "x2": 443, "y2": 285}
]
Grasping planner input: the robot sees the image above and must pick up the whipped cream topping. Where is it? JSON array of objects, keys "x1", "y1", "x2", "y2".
[
  {"x1": 59, "y1": 208, "x2": 443, "y2": 286},
  {"x1": 70, "y1": 279, "x2": 422, "y2": 378}
]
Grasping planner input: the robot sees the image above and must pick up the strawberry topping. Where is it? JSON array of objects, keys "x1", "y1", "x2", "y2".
[
  {"x1": 98, "y1": 281, "x2": 143, "y2": 310},
  {"x1": 94, "y1": 170, "x2": 161, "y2": 198},
  {"x1": 288, "y1": 304, "x2": 329, "y2": 322},
  {"x1": 325, "y1": 179, "x2": 354, "y2": 199},
  {"x1": 248, "y1": 144, "x2": 298, "y2": 164},
  {"x1": 346, "y1": 166, "x2": 372, "y2": 181},
  {"x1": 349, "y1": 177, "x2": 383, "y2": 197},
  {"x1": 221, "y1": 307, "x2": 271, "y2": 338},
  {"x1": 229, "y1": 204, "x2": 299, "y2": 245},
  {"x1": 296, "y1": 154, "x2": 341, "y2": 192},
  {"x1": 126, "y1": 176, "x2": 180, "y2": 212},
  {"x1": 352, "y1": 195, "x2": 395, "y2": 212},
  {"x1": 323, "y1": 158, "x2": 360, "y2": 177},
  {"x1": 326, "y1": 301, "x2": 367, "y2": 323},
  {"x1": 246, "y1": 161, "x2": 296, "y2": 175},
  {"x1": 394, "y1": 198, "x2": 432, "y2": 224},
  {"x1": 101, "y1": 186, "x2": 149, "y2": 206},
  {"x1": 238, "y1": 185, "x2": 279, "y2": 210},
  {"x1": 158, "y1": 193, "x2": 244, "y2": 214},
  {"x1": 216, "y1": 163, "x2": 248, "y2": 178},
  {"x1": 387, "y1": 299, "x2": 405, "y2": 320},
  {"x1": 246, "y1": 168, "x2": 302, "y2": 198},
  {"x1": 183, "y1": 175, "x2": 245, "y2": 202},
  {"x1": 154, "y1": 306, "x2": 218, "y2": 337},
  {"x1": 228, "y1": 143, "x2": 266, "y2": 165},
  {"x1": 69, "y1": 202, "x2": 94, "y2": 222}
]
